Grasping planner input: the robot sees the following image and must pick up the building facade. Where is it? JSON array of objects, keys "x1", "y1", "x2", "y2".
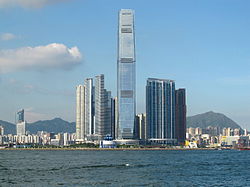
[
  {"x1": 17, "y1": 109, "x2": 24, "y2": 122},
  {"x1": 95, "y1": 74, "x2": 112, "y2": 138},
  {"x1": 76, "y1": 75, "x2": 113, "y2": 141},
  {"x1": 76, "y1": 85, "x2": 85, "y2": 140},
  {"x1": 135, "y1": 113, "x2": 147, "y2": 141},
  {"x1": 175, "y1": 89, "x2": 186, "y2": 144},
  {"x1": 110, "y1": 97, "x2": 116, "y2": 139},
  {"x1": 16, "y1": 109, "x2": 26, "y2": 136},
  {"x1": 146, "y1": 78, "x2": 176, "y2": 144},
  {"x1": 16, "y1": 121, "x2": 26, "y2": 136},
  {"x1": 84, "y1": 78, "x2": 95, "y2": 136},
  {"x1": 117, "y1": 9, "x2": 136, "y2": 139},
  {"x1": 0, "y1": 126, "x2": 4, "y2": 136},
  {"x1": 106, "y1": 91, "x2": 113, "y2": 137},
  {"x1": 114, "y1": 96, "x2": 119, "y2": 139}
]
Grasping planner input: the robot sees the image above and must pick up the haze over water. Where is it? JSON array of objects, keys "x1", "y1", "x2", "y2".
[{"x1": 0, "y1": 150, "x2": 249, "y2": 186}]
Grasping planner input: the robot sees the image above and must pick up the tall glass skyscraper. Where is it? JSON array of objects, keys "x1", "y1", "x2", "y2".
[
  {"x1": 117, "y1": 9, "x2": 136, "y2": 139},
  {"x1": 146, "y1": 78, "x2": 176, "y2": 144}
]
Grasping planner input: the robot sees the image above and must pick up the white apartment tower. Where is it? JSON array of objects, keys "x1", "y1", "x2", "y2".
[
  {"x1": 76, "y1": 85, "x2": 85, "y2": 140},
  {"x1": 76, "y1": 75, "x2": 113, "y2": 141}
]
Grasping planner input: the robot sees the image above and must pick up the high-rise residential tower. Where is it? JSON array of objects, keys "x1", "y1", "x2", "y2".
[
  {"x1": 110, "y1": 97, "x2": 116, "y2": 138},
  {"x1": 117, "y1": 9, "x2": 136, "y2": 139},
  {"x1": 146, "y1": 78, "x2": 176, "y2": 144},
  {"x1": 16, "y1": 109, "x2": 26, "y2": 136},
  {"x1": 106, "y1": 90, "x2": 112, "y2": 137},
  {"x1": 135, "y1": 113, "x2": 147, "y2": 141},
  {"x1": 95, "y1": 74, "x2": 112, "y2": 137},
  {"x1": 175, "y1": 88, "x2": 186, "y2": 144},
  {"x1": 76, "y1": 85, "x2": 85, "y2": 140},
  {"x1": 84, "y1": 78, "x2": 95, "y2": 135},
  {"x1": 17, "y1": 109, "x2": 24, "y2": 122},
  {"x1": 0, "y1": 126, "x2": 4, "y2": 136},
  {"x1": 76, "y1": 75, "x2": 113, "y2": 141},
  {"x1": 114, "y1": 96, "x2": 119, "y2": 139}
]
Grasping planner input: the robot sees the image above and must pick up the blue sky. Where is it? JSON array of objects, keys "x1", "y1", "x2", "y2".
[{"x1": 0, "y1": 0, "x2": 250, "y2": 129}]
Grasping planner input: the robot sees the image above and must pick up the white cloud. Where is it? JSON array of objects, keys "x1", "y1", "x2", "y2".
[
  {"x1": 0, "y1": 43, "x2": 82, "y2": 73},
  {"x1": 0, "y1": 0, "x2": 69, "y2": 8},
  {"x1": 0, "y1": 33, "x2": 16, "y2": 41}
]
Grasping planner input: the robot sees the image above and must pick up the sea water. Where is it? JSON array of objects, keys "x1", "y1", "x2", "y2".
[{"x1": 0, "y1": 150, "x2": 249, "y2": 186}]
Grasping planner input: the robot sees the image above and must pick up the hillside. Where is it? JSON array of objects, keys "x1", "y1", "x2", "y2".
[
  {"x1": 0, "y1": 120, "x2": 16, "y2": 134},
  {"x1": 1, "y1": 111, "x2": 242, "y2": 135},
  {"x1": 187, "y1": 111, "x2": 242, "y2": 129},
  {"x1": 0, "y1": 118, "x2": 76, "y2": 135},
  {"x1": 27, "y1": 118, "x2": 76, "y2": 134}
]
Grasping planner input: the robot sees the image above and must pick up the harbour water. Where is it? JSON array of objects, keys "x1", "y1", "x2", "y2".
[{"x1": 0, "y1": 150, "x2": 249, "y2": 186}]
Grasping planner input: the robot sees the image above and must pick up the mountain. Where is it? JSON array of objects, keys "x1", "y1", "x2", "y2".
[
  {"x1": 1, "y1": 111, "x2": 242, "y2": 135},
  {"x1": 187, "y1": 111, "x2": 242, "y2": 129},
  {"x1": 27, "y1": 118, "x2": 75, "y2": 134},
  {"x1": 0, "y1": 120, "x2": 16, "y2": 134},
  {"x1": 0, "y1": 118, "x2": 76, "y2": 135}
]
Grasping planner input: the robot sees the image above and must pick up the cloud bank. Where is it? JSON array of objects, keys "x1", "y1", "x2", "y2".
[
  {"x1": 0, "y1": 43, "x2": 82, "y2": 73},
  {"x1": 0, "y1": 33, "x2": 16, "y2": 41},
  {"x1": 0, "y1": 0, "x2": 68, "y2": 8}
]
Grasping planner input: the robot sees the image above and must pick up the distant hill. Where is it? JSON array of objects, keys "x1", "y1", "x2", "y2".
[
  {"x1": 0, "y1": 120, "x2": 16, "y2": 134},
  {"x1": 0, "y1": 118, "x2": 76, "y2": 135},
  {"x1": 1, "y1": 111, "x2": 242, "y2": 134},
  {"x1": 187, "y1": 111, "x2": 242, "y2": 129},
  {"x1": 27, "y1": 118, "x2": 75, "y2": 134}
]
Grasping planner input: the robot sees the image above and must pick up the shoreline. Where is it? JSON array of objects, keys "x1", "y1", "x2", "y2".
[{"x1": 0, "y1": 147, "x2": 232, "y2": 151}]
